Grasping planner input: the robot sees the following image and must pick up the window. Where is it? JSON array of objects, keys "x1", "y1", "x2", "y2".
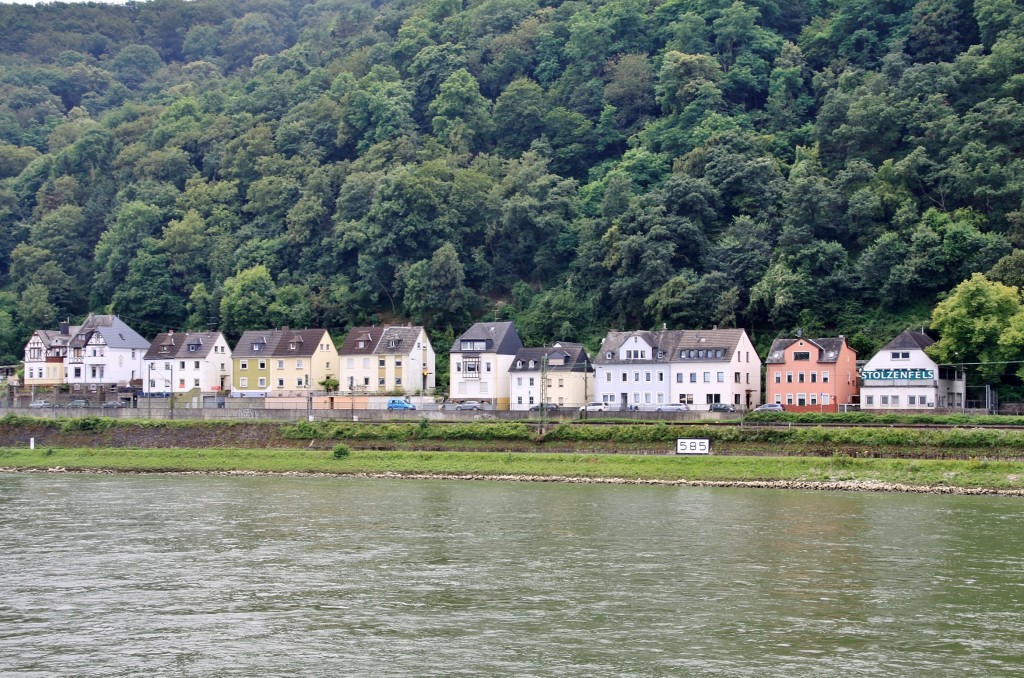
[
  {"x1": 774, "y1": 394, "x2": 782, "y2": 404},
  {"x1": 240, "y1": 377, "x2": 248, "y2": 387},
  {"x1": 810, "y1": 372, "x2": 817, "y2": 383},
  {"x1": 909, "y1": 395, "x2": 917, "y2": 406},
  {"x1": 644, "y1": 372, "x2": 651, "y2": 382},
  {"x1": 676, "y1": 373, "x2": 683, "y2": 383},
  {"x1": 822, "y1": 372, "x2": 830, "y2": 383},
  {"x1": 881, "y1": 395, "x2": 889, "y2": 405},
  {"x1": 395, "y1": 377, "x2": 402, "y2": 386},
  {"x1": 797, "y1": 393, "x2": 806, "y2": 406},
  {"x1": 717, "y1": 372, "x2": 724, "y2": 382},
  {"x1": 517, "y1": 396, "x2": 523, "y2": 405},
  {"x1": 622, "y1": 372, "x2": 628, "y2": 382},
  {"x1": 786, "y1": 394, "x2": 794, "y2": 405},
  {"x1": 296, "y1": 360, "x2": 303, "y2": 369},
  {"x1": 809, "y1": 393, "x2": 817, "y2": 405},
  {"x1": 517, "y1": 377, "x2": 523, "y2": 386},
  {"x1": 866, "y1": 395, "x2": 874, "y2": 405},
  {"x1": 798, "y1": 372, "x2": 805, "y2": 383},
  {"x1": 395, "y1": 359, "x2": 401, "y2": 367},
  {"x1": 690, "y1": 373, "x2": 697, "y2": 383},
  {"x1": 703, "y1": 372, "x2": 711, "y2": 383},
  {"x1": 298, "y1": 378, "x2": 305, "y2": 387},
  {"x1": 194, "y1": 378, "x2": 200, "y2": 387},
  {"x1": 379, "y1": 359, "x2": 386, "y2": 367},
  {"x1": 786, "y1": 371, "x2": 793, "y2": 383},
  {"x1": 529, "y1": 377, "x2": 535, "y2": 386},
  {"x1": 278, "y1": 360, "x2": 285, "y2": 370},
  {"x1": 189, "y1": 344, "x2": 197, "y2": 352},
  {"x1": 258, "y1": 377, "x2": 266, "y2": 387},
  {"x1": 735, "y1": 372, "x2": 741, "y2": 383},
  {"x1": 258, "y1": 361, "x2": 266, "y2": 370},
  {"x1": 774, "y1": 372, "x2": 781, "y2": 383},
  {"x1": 379, "y1": 378, "x2": 386, "y2": 386},
  {"x1": 891, "y1": 351, "x2": 910, "y2": 360},
  {"x1": 793, "y1": 351, "x2": 810, "y2": 361},
  {"x1": 558, "y1": 378, "x2": 564, "y2": 387},
  {"x1": 461, "y1": 340, "x2": 487, "y2": 351},
  {"x1": 240, "y1": 360, "x2": 248, "y2": 370},
  {"x1": 194, "y1": 361, "x2": 200, "y2": 369},
  {"x1": 892, "y1": 395, "x2": 900, "y2": 406},
  {"x1": 679, "y1": 394, "x2": 693, "y2": 405},
  {"x1": 277, "y1": 378, "x2": 285, "y2": 387},
  {"x1": 347, "y1": 358, "x2": 354, "y2": 368},
  {"x1": 485, "y1": 362, "x2": 491, "y2": 372},
  {"x1": 606, "y1": 372, "x2": 612, "y2": 382}
]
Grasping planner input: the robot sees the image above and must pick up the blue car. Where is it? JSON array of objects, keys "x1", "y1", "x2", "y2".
[{"x1": 386, "y1": 398, "x2": 416, "y2": 410}]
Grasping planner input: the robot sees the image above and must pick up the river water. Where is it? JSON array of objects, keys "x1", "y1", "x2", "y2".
[{"x1": 2, "y1": 473, "x2": 1023, "y2": 676}]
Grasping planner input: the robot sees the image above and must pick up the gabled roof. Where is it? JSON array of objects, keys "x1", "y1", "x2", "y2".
[
  {"x1": 881, "y1": 330, "x2": 934, "y2": 351},
  {"x1": 233, "y1": 329, "x2": 285, "y2": 358},
  {"x1": 765, "y1": 336, "x2": 853, "y2": 364},
  {"x1": 338, "y1": 326, "x2": 384, "y2": 355},
  {"x1": 374, "y1": 326, "x2": 427, "y2": 355},
  {"x1": 69, "y1": 314, "x2": 149, "y2": 350},
  {"x1": 451, "y1": 321, "x2": 523, "y2": 355},
  {"x1": 595, "y1": 328, "x2": 750, "y2": 364},
  {"x1": 272, "y1": 329, "x2": 328, "y2": 358},
  {"x1": 144, "y1": 332, "x2": 226, "y2": 360},
  {"x1": 510, "y1": 344, "x2": 592, "y2": 373}
]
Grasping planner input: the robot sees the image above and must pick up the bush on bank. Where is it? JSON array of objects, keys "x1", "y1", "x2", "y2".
[{"x1": 743, "y1": 411, "x2": 1024, "y2": 426}]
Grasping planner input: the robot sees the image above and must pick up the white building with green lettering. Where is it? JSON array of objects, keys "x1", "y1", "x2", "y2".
[{"x1": 859, "y1": 330, "x2": 965, "y2": 410}]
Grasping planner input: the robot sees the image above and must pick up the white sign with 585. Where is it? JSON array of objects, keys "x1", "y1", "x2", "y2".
[{"x1": 676, "y1": 438, "x2": 711, "y2": 455}]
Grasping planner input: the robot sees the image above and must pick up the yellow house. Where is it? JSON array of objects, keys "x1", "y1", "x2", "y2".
[{"x1": 231, "y1": 328, "x2": 338, "y2": 397}]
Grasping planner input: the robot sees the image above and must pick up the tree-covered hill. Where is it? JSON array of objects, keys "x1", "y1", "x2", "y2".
[{"x1": 0, "y1": 0, "x2": 1022, "y2": 368}]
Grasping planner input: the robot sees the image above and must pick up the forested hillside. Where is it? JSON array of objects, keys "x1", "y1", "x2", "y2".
[{"x1": 1, "y1": 0, "x2": 1022, "y2": 368}]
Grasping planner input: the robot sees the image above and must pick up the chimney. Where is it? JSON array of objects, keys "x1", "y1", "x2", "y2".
[{"x1": 60, "y1": 321, "x2": 69, "y2": 335}]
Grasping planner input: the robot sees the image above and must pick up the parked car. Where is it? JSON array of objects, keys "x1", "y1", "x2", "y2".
[
  {"x1": 529, "y1": 403, "x2": 559, "y2": 412},
  {"x1": 579, "y1": 402, "x2": 607, "y2": 412},
  {"x1": 67, "y1": 399, "x2": 90, "y2": 408},
  {"x1": 657, "y1": 403, "x2": 689, "y2": 412},
  {"x1": 454, "y1": 401, "x2": 483, "y2": 410},
  {"x1": 753, "y1": 403, "x2": 785, "y2": 412},
  {"x1": 386, "y1": 398, "x2": 416, "y2": 410},
  {"x1": 709, "y1": 403, "x2": 736, "y2": 413},
  {"x1": 28, "y1": 400, "x2": 54, "y2": 409},
  {"x1": 101, "y1": 401, "x2": 125, "y2": 409}
]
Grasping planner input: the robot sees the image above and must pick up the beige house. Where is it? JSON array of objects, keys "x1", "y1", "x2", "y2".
[
  {"x1": 23, "y1": 323, "x2": 74, "y2": 388},
  {"x1": 508, "y1": 343, "x2": 592, "y2": 410},
  {"x1": 338, "y1": 325, "x2": 435, "y2": 394},
  {"x1": 231, "y1": 328, "x2": 338, "y2": 397}
]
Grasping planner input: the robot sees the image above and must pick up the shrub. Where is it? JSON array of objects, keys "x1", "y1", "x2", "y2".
[{"x1": 333, "y1": 444, "x2": 350, "y2": 458}]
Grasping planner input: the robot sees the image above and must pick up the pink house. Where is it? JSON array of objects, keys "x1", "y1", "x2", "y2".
[{"x1": 764, "y1": 336, "x2": 858, "y2": 412}]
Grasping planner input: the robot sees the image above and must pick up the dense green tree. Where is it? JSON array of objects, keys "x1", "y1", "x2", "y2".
[{"x1": 219, "y1": 264, "x2": 277, "y2": 340}]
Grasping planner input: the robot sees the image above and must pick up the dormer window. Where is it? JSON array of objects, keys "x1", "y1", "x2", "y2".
[
  {"x1": 605, "y1": 351, "x2": 613, "y2": 359},
  {"x1": 252, "y1": 342, "x2": 264, "y2": 351},
  {"x1": 289, "y1": 342, "x2": 297, "y2": 350},
  {"x1": 357, "y1": 340, "x2": 366, "y2": 349},
  {"x1": 188, "y1": 344, "x2": 198, "y2": 352},
  {"x1": 517, "y1": 360, "x2": 522, "y2": 368},
  {"x1": 529, "y1": 360, "x2": 535, "y2": 369},
  {"x1": 160, "y1": 345, "x2": 170, "y2": 353}
]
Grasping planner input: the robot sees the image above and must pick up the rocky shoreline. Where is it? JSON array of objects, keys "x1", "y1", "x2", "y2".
[{"x1": 5, "y1": 466, "x2": 1023, "y2": 497}]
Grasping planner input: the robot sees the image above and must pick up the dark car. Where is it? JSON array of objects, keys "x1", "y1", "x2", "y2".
[
  {"x1": 529, "y1": 403, "x2": 559, "y2": 412},
  {"x1": 454, "y1": 401, "x2": 483, "y2": 410},
  {"x1": 67, "y1": 399, "x2": 90, "y2": 408},
  {"x1": 101, "y1": 401, "x2": 126, "y2": 409},
  {"x1": 709, "y1": 403, "x2": 736, "y2": 413}
]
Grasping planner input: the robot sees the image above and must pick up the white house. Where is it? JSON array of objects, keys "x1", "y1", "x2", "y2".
[
  {"x1": 65, "y1": 314, "x2": 149, "y2": 395},
  {"x1": 449, "y1": 321, "x2": 523, "y2": 409},
  {"x1": 593, "y1": 328, "x2": 761, "y2": 411},
  {"x1": 509, "y1": 342, "x2": 592, "y2": 410},
  {"x1": 860, "y1": 330, "x2": 965, "y2": 410},
  {"x1": 22, "y1": 322, "x2": 75, "y2": 388},
  {"x1": 143, "y1": 331, "x2": 232, "y2": 398}
]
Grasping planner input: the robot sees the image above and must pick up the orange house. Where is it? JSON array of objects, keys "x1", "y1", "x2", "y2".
[{"x1": 764, "y1": 336, "x2": 858, "y2": 412}]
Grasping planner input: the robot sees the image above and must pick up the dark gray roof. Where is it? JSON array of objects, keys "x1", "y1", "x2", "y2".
[
  {"x1": 451, "y1": 322, "x2": 523, "y2": 355},
  {"x1": 881, "y1": 330, "x2": 934, "y2": 351},
  {"x1": 765, "y1": 337, "x2": 851, "y2": 364},
  {"x1": 338, "y1": 326, "x2": 384, "y2": 356},
  {"x1": 232, "y1": 330, "x2": 284, "y2": 358},
  {"x1": 510, "y1": 344, "x2": 592, "y2": 372},
  {"x1": 272, "y1": 329, "x2": 328, "y2": 358}
]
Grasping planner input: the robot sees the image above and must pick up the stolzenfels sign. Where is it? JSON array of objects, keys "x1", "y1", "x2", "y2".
[{"x1": 859, "y1": 368, "x2": 934, "y2": 380}]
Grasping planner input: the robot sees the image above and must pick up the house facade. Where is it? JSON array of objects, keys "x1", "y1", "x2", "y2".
[
  {"x1": 593, "y1": 328, "x2": 762, "y2": 411},
  {"x1": 339, "y1": 325, "x2": 436, "y2": 394},
  {"x1": 23, "y1": 323, "x2": 75, "y2": 388},
  {"x1": 231, "y1": 328, "x2": 338, "y2": 397},
  {"x1": 65, "y1": 315, "x2": 149, "y2": 395},
  {"x1": 449, "y1": 321, "x2": 523, "y2": 408},
  {"x1": 508, "y1": 342, "x2": 592, "y2": 410},
  {"x1": 765, "y1": 336, "x2": 859, "y2": 411},
  {"x1": 860, "y1": 330, "x2": 965, "y2": 410},
  {"x1": 143, "y1": 331, "x2": 232, "y2": 397}
]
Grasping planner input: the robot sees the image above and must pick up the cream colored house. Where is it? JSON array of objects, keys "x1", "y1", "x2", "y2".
[
  {"x1": 338, "y1": 325, "x2": 436, "y2": 394},
  {"x1": 509, "y1": 343, "x2": 592, "y2": 410},
  {"x1": 449, "y1": 321, "x2": 523, "y2": 409}
]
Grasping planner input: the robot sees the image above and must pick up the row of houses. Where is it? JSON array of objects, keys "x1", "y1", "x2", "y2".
[{"x1": 21, "y1": 314, "x2": 966, "y2": 412}]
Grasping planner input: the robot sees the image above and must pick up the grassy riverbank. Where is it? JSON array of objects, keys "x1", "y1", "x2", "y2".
[{"x1": 4, "y1": 447, "x2": 1024, "y2": 493}]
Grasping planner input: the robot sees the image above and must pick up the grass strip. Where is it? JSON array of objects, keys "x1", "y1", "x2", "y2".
[{"x1": 3, "y1": 447, "x2": 1024, "y2": 491}]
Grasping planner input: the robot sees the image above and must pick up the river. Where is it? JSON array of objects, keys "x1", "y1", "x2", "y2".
[{"x1": 2, "y1": 473, "x2": 1023, "y2": 676}]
